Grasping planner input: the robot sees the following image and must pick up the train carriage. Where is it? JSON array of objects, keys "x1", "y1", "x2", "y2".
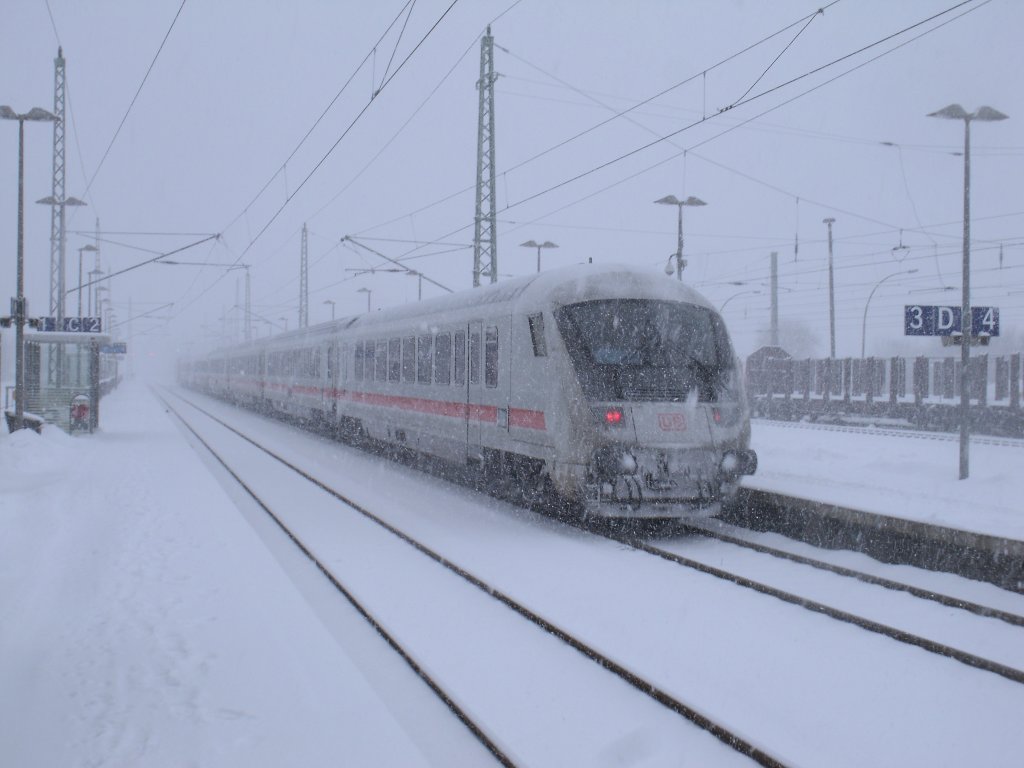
[{"x1": 181, "y1": 263, "x2": 756, "y2": 519}]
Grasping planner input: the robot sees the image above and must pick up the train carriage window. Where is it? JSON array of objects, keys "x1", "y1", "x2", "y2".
[
  {"x1": 341, "y1": 344, "x2": 349, "y2": 382},
  {"x1": 528, "y1": 313, "x2": 547, "y2": 356},
  {"x1": 469, "y1": 330, "x2": 481, "y2": 385},
  {"x1": 326, "y1": 346, "x2": 334, "y2": 380},
  {"x1": 365, "y1": 341, "x2": 376, "y2": 382},
  {"x1": 454, "y1": 331, "x2": 466, "y2": 385},
  {"x1": 434, "y1": 333, "x2": 452, "y2": 385},
  {"x1": 375, "y1": 340, "x2": 388, "y2": 382},
  {"x1": 315, "y1": 348, "x2": 322, "y2": 378},
  {"x1": 354, "y1": 341, "x2": 364, "y2": 381},
  {"x1": 417, "y1": 335, "x2": 432, "y2": 384},
  {"x1": 402, "y1": 337, "x2": 415, "y2": 383},
  {"x1": 388, "y1": 339, "x2": 401, "y2": 382},
  {"x1": 485, "y1": 326, "x2": 498, "y2": 388}
]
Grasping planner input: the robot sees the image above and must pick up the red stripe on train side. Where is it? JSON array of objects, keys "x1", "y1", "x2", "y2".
[
  {"x1": 509, "y1": 408, "x2": 546, "y2": 430},
  {"x1": 244, "y1": 379, "x2": 546, "y2": 430}
]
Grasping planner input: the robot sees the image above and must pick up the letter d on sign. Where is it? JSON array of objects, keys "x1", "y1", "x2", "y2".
[{"x1": 938, "y1": 306, "x2": 956, "y2": 332}]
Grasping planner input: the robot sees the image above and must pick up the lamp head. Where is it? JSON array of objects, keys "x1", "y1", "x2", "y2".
[{"x1": 928, "y1": 103, "x2": 970, "y2": 120}]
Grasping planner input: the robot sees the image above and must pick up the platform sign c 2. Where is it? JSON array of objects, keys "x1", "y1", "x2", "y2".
[
  {"x1": 40, "y1": 316, "x2": 102, "y2": 333},
  {"x1": 904, "y1": 305, "x2": 999, "y2": 337}
]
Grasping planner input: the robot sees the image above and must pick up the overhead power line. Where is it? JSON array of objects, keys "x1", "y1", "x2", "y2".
[{"x1": 82, "y1": 0, "x2": 189, "y2": 200}]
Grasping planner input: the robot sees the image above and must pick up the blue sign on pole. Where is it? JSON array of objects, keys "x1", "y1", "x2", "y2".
[
  {"x1": 101, "y1": 342, "x2": 127, "y2": 354},
  {"x1": 40, "y1": 317, "x2": 103, "y2": 333},
  {"x1": 904, "y1": 305, "x2": 999, "y2": 337}
]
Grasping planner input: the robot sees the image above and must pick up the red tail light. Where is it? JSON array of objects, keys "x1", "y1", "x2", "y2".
[
  {"x1": 712, "y1": 407, "x2": 722, "y2": 424},
  {"x1": 604, "y1": 408, "x2": 624, "y2": 425}
]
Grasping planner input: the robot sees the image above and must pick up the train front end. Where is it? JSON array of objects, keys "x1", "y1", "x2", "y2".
[{"x1": 554, "y1": 293, "x2": 756, "y2": 519}]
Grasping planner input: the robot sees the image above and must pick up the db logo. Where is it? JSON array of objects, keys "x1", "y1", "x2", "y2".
[{"x1": 657, "y1": 413, "x2": 687, "y2": 431}]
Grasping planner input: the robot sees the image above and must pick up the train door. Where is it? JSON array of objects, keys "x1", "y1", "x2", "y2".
[
  {"x1": 465, "y1": 320, "x2": 483, "y2": 461},
  {"x1": 258, "y1": 351, "x2": 266, "y2": 403}
]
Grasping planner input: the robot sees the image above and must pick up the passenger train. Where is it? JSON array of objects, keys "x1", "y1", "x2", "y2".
[{"x1": 179, "y1": 263, "x2": 757, "y2": 520}]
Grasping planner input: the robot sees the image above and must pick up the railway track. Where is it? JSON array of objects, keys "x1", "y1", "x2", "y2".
[
  {"x1": 164, "y1": 386, "x2": 1024, "y2": 764},
  {"x1": 616, "y1": 529, "x2": 1024, "y2": 685},
  {"x1": 681, "y1": 521, "x2": 1024, "y2": 628},
  {"x1": 160, "y1": 387, "x2": 784, "y2": 767}
]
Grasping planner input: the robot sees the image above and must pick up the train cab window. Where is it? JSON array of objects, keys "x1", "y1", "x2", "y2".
[
  {"x1": 528, "y1": 313, "x2": 547, "y2": 356},
  {"x1": 417, "y1": 335, "x2": 432, "y2": 384},
  {"x1": 375, "y1": 340, "x2": 388, "y2": 382},
  {"x1": 402, "y1": 337, "x2": 415, "y2": 383},
  {"x1": 434, "y1": 333, "x2": 452, "y2": 385},
  {"x1": 388, "y1": 339, "x2": 401, "y2": 382},
  {"x1": 469, "y1": 330, "x2": 481, "y2": 385},
  {"x1": 485, "y1": 326, "x2": 498, "y2": 388},
  {"x1": 354, "y1": 342, "x2": 364, "y2": 381},
  {"x1": 454, "y1": 331, "x2": 466, "y2": 385}
]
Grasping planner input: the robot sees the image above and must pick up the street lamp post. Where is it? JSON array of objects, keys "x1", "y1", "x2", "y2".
[
  {"x1": 654, "y1": 195, "x2": 706, "y2": 280},
  {"x1": 404, "y1": 270, "x2": 423, "y2": 300},
  {"x1": 279, "y1": 317, "x2": 288, "y2": 332},
  {"x1": 823, "y1": 217, "x2": 836, "y2": 358},
  {"x1": 861, "y1": 268, "x2": 918, "y2": 358},
  {"x1": 719, "y1": 289, "x2": 761, "y2": 312},
  {"x1": 1, "y1": 105, "x2": 57, "y2": 431},
  {"x1": 87, "y1": 269, "x2": 103, "y2": 316},
  {"x1": 519, "y1": 240, "x2": 558, "y2": 273},
  {"x1": 323, "y1": 299, "x2": 335, "y2": 321},
  {"x1": 36, "y1": 194, "x2": 87, "y2": 322},
  {"x1": 94, "y1": 284, "x2": 109, "y2": 327},
  {"x1": 928, "y1": 103, "x2": 1008, "y2": 480},
  {"x1": 76, "y1": 245, "x2": 98, "y2": 319},
  {"x1": 357, "y1": 287, "x2": 372, "y2": 313}
]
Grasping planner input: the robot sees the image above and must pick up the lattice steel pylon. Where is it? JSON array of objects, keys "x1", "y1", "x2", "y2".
[
  {"x1": 49, "y1": 47, "x2": 66, "y2": 319},
  {"x1": 44, "y1": 47, "x2": 67, "y2": 386},
  {"x1": 472, "y1": 27, "x2": 498, "y2": 287},
  {"x1": 299, "y1": 223, "x2": 309, "y2": 328}
]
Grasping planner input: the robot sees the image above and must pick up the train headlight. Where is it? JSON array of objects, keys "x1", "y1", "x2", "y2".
[
  {"x1": 720, "y1": 452, "x2": 739, "y2": 473},
  {"x1": 720, "y1": 449, "x2": 757, "y2": 476},
  {"x1": 593, "y1": 445, "x2": 637, "y2": 479}
]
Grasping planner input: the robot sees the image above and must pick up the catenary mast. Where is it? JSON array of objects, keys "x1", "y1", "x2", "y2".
[
  {"x1": 299, "y1": 223, "x2": 309, "y2": 328},
  {"x1": 472, "y1": 27, "x2": 498, "y2": 286}
]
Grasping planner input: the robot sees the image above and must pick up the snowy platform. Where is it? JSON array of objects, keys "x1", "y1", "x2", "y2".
[{"x1": 744, "y1": 419, "x2": 1024, "y2": 547}]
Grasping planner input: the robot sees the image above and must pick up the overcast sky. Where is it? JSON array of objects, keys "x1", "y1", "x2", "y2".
[{"x1": 1, "y1": 0, "x2": 1021, "y2": 374}]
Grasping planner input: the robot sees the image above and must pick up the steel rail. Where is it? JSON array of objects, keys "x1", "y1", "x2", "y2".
[
  {"x1": 682, "y1": 522, "x2": 1024, "y2": 628},
  {"x1": 164, "y1": 387, "x2": 789, "y2": 768},
  {"x1": 156, "y1": 390, "x2": 517, "y2": 768},
  {"x1": 609, "y1": 531, "x2": 1024, "y2": 686}
]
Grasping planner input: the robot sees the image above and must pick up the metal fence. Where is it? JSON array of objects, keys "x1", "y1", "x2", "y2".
[{"x1": 745, "y1": 352, "x2": 1024, "y2": 437}]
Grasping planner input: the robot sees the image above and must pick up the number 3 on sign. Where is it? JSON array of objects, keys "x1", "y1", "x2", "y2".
[{"x1": 908, "y1": 305, "x2": 923, "y2": 330}]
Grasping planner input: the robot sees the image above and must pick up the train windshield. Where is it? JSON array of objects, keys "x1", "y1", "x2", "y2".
[{"x1": 554, "y1": 299, "x2": 736, "y2": 402}]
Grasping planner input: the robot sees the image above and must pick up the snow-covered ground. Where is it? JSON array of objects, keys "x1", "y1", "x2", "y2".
[{"x1": 2, "y1": 379, "x2": 1022, "y2": 766}]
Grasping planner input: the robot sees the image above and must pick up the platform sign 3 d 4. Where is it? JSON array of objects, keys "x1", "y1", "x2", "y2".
[{"x1": 904, "y1": 305, "x2": 999, "y2": 337}]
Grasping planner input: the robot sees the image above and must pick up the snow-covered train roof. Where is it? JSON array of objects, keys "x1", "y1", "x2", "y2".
[
  {"x1": 332, "y1": 262, "x2": 715, "y2": 331},
  {"x1": 192, "y1": 263, "x2": 717, "y2": 360}
]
